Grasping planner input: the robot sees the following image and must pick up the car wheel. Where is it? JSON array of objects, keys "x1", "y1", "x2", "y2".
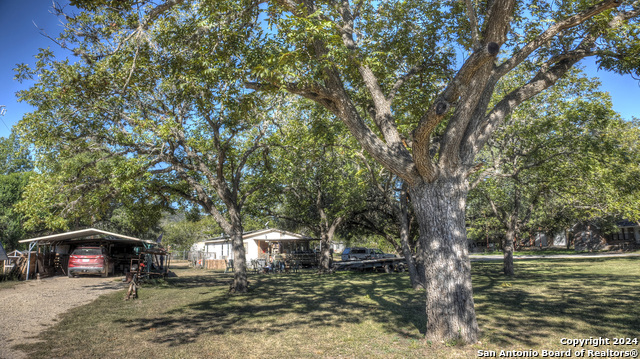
[{"x1": 68, "y1": 270, "x2": 74, "y2": 278}]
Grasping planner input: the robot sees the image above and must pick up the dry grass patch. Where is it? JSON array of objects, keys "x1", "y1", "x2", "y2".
[
  {"x1": 0, "y1": 279, "x2": 22, "y2": 290},
  {"x1": 13, "y1": 258, "x2": 640, "y2": 358}
]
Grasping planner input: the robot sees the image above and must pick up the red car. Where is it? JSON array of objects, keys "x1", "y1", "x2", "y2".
[{"x1": 68, "y1": 246, "x2": 111, "y2": 278}]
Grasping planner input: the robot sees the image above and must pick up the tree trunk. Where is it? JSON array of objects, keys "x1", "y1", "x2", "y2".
[
  {"x1": 399, "y1": 231, "x2": 423, "y2": 289},
  {"x1": 318, "y1": 231, "x2": 333, "y2": 274},
  {"x1": 400, "y1": 182, "x2": 423, "y2": 289},
  {"x1": 503, "y1": 225, "x2": 515, "y2": 276},
  {"x1": 409, "y1": 175, "x2": 478, "y2": 344},
  {"x1": 503, "y1": 186, "x2": 520, "y2": 276},
  {"x1": 230, "y1": 225, "x2": 248, "y2": 293},
  {"x1": 414, "y1": 257, "x2": 427, "y2": 289},
  {"x1": 317, "y1": 217, "x2": 341, "y2": 274}
]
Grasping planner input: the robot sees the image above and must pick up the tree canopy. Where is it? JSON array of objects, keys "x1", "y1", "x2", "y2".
[
  {"x1": 0, "y1": 131, "x2": 33, "y2": 250},
  {"x1": 263, "y1": 100, "x2": 368, "y2": 271},
  {"x1": 468, "y1": 68, "x2": 627, "y2": 274}
]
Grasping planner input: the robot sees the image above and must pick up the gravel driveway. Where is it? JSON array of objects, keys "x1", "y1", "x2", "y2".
[{"x1": 0, "y1": 276, "x2": 126, "y2": 359}]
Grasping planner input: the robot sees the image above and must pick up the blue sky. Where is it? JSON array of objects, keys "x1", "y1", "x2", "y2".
[
  {"x1": 1, "y1": 1, "x2": 639, "y2": 139},
  {"x1": 0, "y1": 0, "x2": 71, "y2": 138}
]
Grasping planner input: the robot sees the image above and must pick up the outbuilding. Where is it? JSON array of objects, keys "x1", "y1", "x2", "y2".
[{"x1": 17, "y1": 228, "x2": 166, "y2": 280}]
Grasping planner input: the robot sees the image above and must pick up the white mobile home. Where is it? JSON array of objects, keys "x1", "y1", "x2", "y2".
[{"x1": 202, "y1": 229, "x2": 315, "y2": 261}]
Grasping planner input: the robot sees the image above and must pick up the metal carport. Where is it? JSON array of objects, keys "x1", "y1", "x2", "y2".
[{"x1": 18, "y1": 228, "x2": 161, "y2": 280}]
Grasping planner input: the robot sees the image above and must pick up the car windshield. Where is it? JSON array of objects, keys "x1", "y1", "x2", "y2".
[{"x1": 73, "y1": 248, "x2": 101, "y2": 256}]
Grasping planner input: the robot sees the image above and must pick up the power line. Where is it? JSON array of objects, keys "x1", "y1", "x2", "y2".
[{"x1": 0, "y1": 106, "x2": 12, "y2": 133}]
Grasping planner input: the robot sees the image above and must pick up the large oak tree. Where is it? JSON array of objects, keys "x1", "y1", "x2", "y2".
[
  {"x1": 16, "y1": 3, "x2": 275, "y2": 293},
  {"x1": 245, "y1": 0, "x2": 640, "y2": 343}
]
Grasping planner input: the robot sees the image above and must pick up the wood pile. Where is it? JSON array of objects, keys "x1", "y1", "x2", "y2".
[
  {"x1": 6, "y1": 253, "x2": 29, "y2": 280},
  {"x1": 5, "y1": 252, "x2": 53, "y2": 280}
]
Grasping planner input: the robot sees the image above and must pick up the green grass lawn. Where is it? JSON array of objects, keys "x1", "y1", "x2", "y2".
[
  {"x1": 14, "y1": 258, "x2": 640, "y2": 358},
  {"x1": 472, "y1": 248, "x2": 579, "y2": 256},
  {"x1": 473, "y1": 248, "x2": 591, "y2": 256},
  {"x1": 472, "y1": 248, "x2": 640, "y2": 256}
]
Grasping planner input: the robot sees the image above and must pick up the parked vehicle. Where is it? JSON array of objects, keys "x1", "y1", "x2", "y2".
[
  {"x1": 67, "y1": 246, "x2": 112, "y2": 278},
  {"x1": 370, "y1": 248, "x2": 397, "y2": 259},
  {"x1": 342, "y1": 247, "x2": 365, "y2": 261},
  {"x1": 341, "y1": 247, "x2": 396, "y2": 261}
]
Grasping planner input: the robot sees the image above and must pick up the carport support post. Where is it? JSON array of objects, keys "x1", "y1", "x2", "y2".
[{"x1": 25, "y1": 241, "x2": 38, "y2": 281}]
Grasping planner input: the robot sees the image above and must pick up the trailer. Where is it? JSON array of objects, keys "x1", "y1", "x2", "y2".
[{"x1": 332, "y1": 257, "x2": 407, "y2": 273}]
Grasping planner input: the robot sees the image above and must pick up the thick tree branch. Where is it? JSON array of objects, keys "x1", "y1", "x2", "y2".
[
  {"x1": 246, "y1": 81, "x2": 341, "y2": 114},
  {"x1": 482, "y1": 0, "x2": 517, "y2": 43},
  {"x1": 358, "y1": 66, "x2": 404, "y2": 148},
  {"x1": 414, "y1": 0, "x2": 516, "y2": 176},
  {"x1": 471, "y1": 57, "x2": 582, "y2": 161},
  {"x1": 483, "y1": 190, "x2": 506, "y2": 223},
  {"x1": 332, "y1": 1, "x2": 406, "y2": 161},
  {"x1": 464, "y1": 0, "x2": 481, "y2": 49},
  {"x1": 462, "y1": 0, "x2": 639, "y2": 165},
  {"x1": 249, "y1": 2, "x2": 419, "y2": 184},
  {"x1": 413, "y1": 38, "x2": 502, "y2": 180},
  {"x1": 164, "y1": 170, "x2": 233, "y2": 234}
]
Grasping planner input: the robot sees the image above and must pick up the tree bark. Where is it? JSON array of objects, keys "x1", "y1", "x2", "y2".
[
  {"x1": 318, "y1": 218, "x2": 341, "y2": 274},
  {"x1": 503, "y1": 185, "x2": 520, "y2": 277},
  {"x1": 230, "y1": 227, "x2": 248, "y2": 293},
  {"x1": 409, "y1": 175, "x2": 478, "y2": 343},
  {"x1": 318, "y1": 230, "x2": 333, "y2": 274},
  {"x1": 400, "y1": 182, "x2": 423, "y2": 289},
  {"x1": 228, "y1": 205, "x2": 248, "y2": 293},
  {"x1": 503, "y1": 223, "x2": 515, "y2": 276}
]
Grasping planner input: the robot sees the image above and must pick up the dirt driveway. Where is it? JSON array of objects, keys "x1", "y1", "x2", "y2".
[{"x1": 0, "y1": 276, "x2": 126, "y2": 359}]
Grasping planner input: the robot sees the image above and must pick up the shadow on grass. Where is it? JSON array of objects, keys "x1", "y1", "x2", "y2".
[
  {"x1": 472, "y1": 258, "x2": 640, "y2": 346},
  {"x1": 114, "y1": 270, "x2": 426, "y2": 346},
  {"x1": 115, "y1": 258, "x2": 640, "y2": 348}
]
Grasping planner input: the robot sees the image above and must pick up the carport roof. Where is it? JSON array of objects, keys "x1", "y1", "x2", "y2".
[{"x1": 18, "y1": 228, "x2": 154, "y2": 245}]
